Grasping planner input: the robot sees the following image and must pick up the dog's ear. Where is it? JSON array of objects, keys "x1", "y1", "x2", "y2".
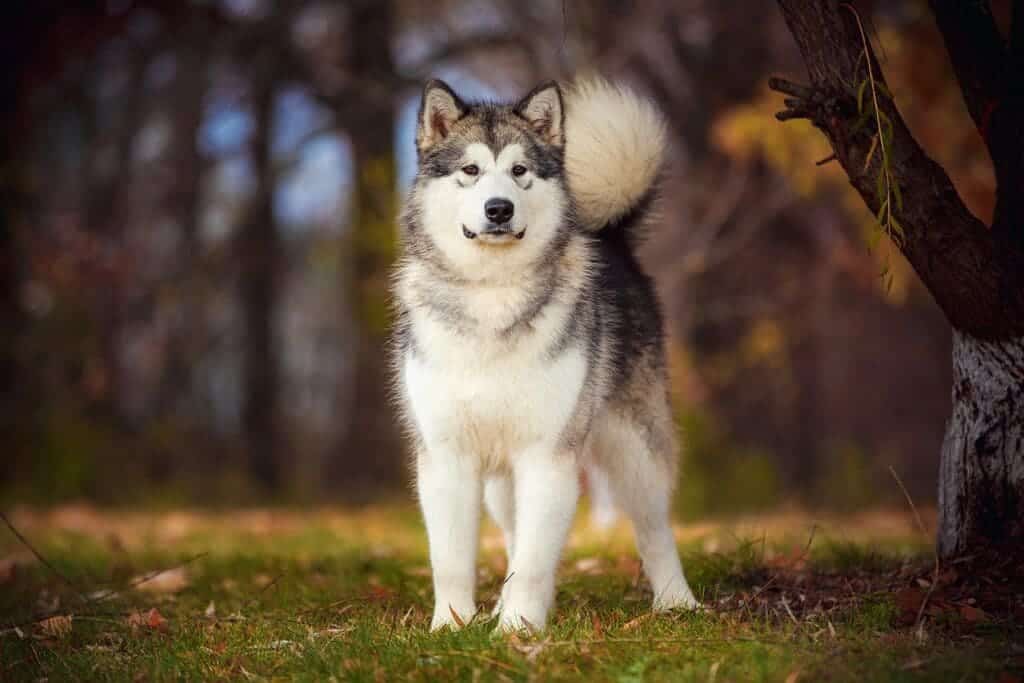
[
  {"x1": 417, "y1": 79, "x2": 466, "y2": 152},
  {"x1": 515, "y1": 81, "x2": 564, "y2": 147}
]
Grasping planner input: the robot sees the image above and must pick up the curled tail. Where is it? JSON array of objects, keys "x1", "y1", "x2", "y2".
[{"x1": 563, "y1": 77, "x2": 668, "y2": 233}]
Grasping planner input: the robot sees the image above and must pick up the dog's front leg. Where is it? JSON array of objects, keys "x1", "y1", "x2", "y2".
[
  {"x1": 417, "y1": 449, "x2": 482, "y2": 630},
  {"x1": 497, "y1": 449, "x2": 579, "y2": 632}
]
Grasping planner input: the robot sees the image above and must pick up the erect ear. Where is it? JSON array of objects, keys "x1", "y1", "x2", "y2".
[
  {"x1": 417, "y1": 79, "x2": 466, "y2": 152},
  {"x1": 514, "y1": 81, "x2": 564, "y2": 147}
]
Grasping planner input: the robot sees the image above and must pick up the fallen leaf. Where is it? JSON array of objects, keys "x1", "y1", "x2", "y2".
[
  {"x1": 147, "y1": 608, "x2": 168, "y2": 631},
  {"x1": 448, "y1": 605, "x2": 466, "y2": 628},
  {"x1": 252, "y1": 574, "x2": 274, "y2": 588},
  {"x1": 367, "y1": 583, "x2": 397, "y2": 601},
  {"x1": 591, "y1": 612, "x2": 604, "y2": 638},
  {"x1": 38, "y1": 615, "x2": 72, "y2": 639},
  {"x1": 959, "y1": 605, "x2": 988, "y2": 623},
  {"x1": 622, "y1": 613, "x2": 652, "y2": 631},
  {"x1": 127, "y1": 608, "x2": 168, "y2": 633},
  {"x1": 134, "y1": 567, "x2": 189, "y2": 594},
  {"x1": 894, "y1": 586, "x2": 924, "y2": 625},
  {"x1": 784, "y1": 671, "x2": 800, "y2": 683}
]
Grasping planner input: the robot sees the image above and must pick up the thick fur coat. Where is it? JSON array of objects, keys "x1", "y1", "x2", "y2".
[{"x1": 391, "y1": 77, "x2": 698, "y2": 632}]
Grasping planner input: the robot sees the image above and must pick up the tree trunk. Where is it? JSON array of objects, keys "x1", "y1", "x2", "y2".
[
  {"x1": 240, "y1": 55, "x2": 282, "y2": 492},
  {"x1": 770, "y1": 0, "x2": 1024, "y2": 560},
  {"x1": 328, "y1": 0, "x2": 402, "y2": 490},
  {"x1": 938, "y1": 330, "x2": 1024, "y2": 559}
]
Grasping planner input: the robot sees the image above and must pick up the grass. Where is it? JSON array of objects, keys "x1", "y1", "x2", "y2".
[{"x1": 0, "y1": 504, "x2": 1019, "y2": 681}]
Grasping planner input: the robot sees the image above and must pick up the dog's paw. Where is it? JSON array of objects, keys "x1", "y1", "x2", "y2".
[
  {"x1": 494, "y1": 601, "x2": 546, "y2": 635},
  {"x1": 492, "y1": 613, "x2": 542, "y2": 637},
  {"x1": 652, "y1": 586, "x2": 701, "y2": 612},
  {"x1": 429, "y1": 604, "x2": 476, "y2": 631}
]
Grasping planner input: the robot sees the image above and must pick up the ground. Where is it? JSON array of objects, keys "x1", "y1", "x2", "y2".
[{"x1": 0, "y1": 504, "x2": 1021, "y2": 682}]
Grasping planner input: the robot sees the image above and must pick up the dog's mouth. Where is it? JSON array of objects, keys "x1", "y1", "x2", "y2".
[{"x1": 463, "y1": 224, "x2": 526, "y2": 243}]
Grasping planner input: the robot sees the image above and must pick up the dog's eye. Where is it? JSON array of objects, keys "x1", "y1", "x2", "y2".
[
  {"x1": 461, "y1": 164, "x2": 479, "y2": 176},
  {"x1": 511, "y1": 164, "x2": 527, "y2": 177}
]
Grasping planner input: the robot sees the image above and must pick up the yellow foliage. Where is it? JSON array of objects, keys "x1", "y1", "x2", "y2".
[
  {"x1": 714, "y1": 85, "x2": 917, "y2": 302},
  {"x1": 743, "y1": 319, "x2": 785, "y2": 367},
  {"x1": 713, "y1": 87, "x2": 839, "y2": 198},
  {"x1": 352, "y1": 154, "x2": 399, "y2": 337}
]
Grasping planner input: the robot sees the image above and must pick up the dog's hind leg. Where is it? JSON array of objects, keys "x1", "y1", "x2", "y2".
[
  {"x1": 417, "y1": 449, "x2": 482, "y2": 630},
  {"x1": 598, "y1": 413, "x2": 699, "y2": 611},
  {"x1": 484, "y1": 475, "x2": 515, "y2": 616}
]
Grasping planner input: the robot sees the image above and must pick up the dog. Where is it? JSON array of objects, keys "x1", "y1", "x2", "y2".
[{"x1": 391, "y1": 76, "x2": 699, "y2": 632}]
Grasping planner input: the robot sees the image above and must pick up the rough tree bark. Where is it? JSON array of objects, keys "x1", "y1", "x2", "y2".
[{"x1": 770, "y1": 0, "x2": 1024, "y2": 559}]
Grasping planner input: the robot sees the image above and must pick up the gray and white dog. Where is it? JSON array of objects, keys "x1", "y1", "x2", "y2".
[{"x1": 392, "y1": 77, "x2": 699, "y2": 632}]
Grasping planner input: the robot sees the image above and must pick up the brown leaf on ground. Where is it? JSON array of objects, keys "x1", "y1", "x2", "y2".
[
  {"x1": 127, "y1": 608, "x2": 168, "y2": 633},
  {"x1": 366, "y1": 583, "x2": 397, "y2": 601},
  {"x1": 134, "y1": 567, "x2": 189, "y2": 594},
  {"x1": 38, "y1": 615, "x2": 73, "y2": 639},
  {"x1": 894, "y1": 586, "x2": 924, "y2": 625},
  {"x1": 591, "y1": 612, "x2": 604, "y2": 638},
  {"x1": 622, "y1": 613, "x2": 652, "y2": 631},
  {"x1": 784, "y1": 671, "x2": 800, "y2": 683}
]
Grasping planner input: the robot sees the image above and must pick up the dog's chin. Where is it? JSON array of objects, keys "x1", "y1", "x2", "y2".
[{"x1": 463, "y1": 225, "x2": 526, "y2": 245}]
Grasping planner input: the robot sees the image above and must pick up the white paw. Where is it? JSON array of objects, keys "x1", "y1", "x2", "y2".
[
  {"x1": 429, "y1": 603, "x2": 476, "y2": 631},
  {"x1": 652, "y1": 585, "x2": 701, "y2": 612},
  {"x1": 495, "y1": 600, "x2": 547, "y2": 634}
]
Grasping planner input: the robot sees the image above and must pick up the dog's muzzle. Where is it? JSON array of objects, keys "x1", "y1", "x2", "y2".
[{"x1": 463, "y1": 224, "x2": 526, "y2": 241}]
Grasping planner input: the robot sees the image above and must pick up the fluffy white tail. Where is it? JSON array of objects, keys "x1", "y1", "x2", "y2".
[{"x1": 563, "y1": 77, "x2": 668, "y2": 232}]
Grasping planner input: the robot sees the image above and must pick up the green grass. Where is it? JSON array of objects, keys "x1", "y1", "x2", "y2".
[{"x1": 0, "y1": 506, "x2": 1018, "y2": 681}]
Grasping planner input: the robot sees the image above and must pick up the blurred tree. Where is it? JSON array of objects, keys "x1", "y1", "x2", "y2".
[
  {"x1": 771, "y1": 0, "x2": 1024, "y2": 558},
  {"x1": 239, "y1": 23, "x2": 287, "y2": 492},
  {"x1": 331, "y1": 0, "x2": 403, "y2": 488}
]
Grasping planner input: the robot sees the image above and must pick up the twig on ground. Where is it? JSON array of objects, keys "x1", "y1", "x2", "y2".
[
  {"x1": 1, "y1": 512, "x2": 89, "y2": 603},
  {"x1": 888, "y1": 465, "x2": 940, "y2": 629}
]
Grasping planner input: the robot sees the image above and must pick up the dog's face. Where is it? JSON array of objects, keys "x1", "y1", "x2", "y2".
[{"x1": 410, "y1": 80, "x2": 570, "y2": 281}]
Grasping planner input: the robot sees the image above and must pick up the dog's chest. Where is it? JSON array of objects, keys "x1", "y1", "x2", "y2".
[{"x1": 402, "y1": 303, "x2": 587, "y2": 465}]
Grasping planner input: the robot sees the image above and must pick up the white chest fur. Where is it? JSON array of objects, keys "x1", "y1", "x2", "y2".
[{"x1": 402, "y1": 297, "x2": 587, "y2": 469}]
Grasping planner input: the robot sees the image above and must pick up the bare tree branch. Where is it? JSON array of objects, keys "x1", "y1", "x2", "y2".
[{"x1": 770, "y1": 0, "x2": 1024, "y2": 339}]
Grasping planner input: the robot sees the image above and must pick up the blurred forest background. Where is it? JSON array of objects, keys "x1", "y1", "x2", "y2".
[{"x1": 1, "y1": 0, "x2": 999, "y2": 513}]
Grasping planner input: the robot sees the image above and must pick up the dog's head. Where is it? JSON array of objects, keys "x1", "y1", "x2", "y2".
[{"x1": 408, "y1": 79, "x2": 570, "y2": 280}]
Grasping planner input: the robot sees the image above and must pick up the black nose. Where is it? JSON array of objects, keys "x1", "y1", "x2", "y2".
[{"x1": 484, "y1": 197, "x2": 514, "y2": 224}]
